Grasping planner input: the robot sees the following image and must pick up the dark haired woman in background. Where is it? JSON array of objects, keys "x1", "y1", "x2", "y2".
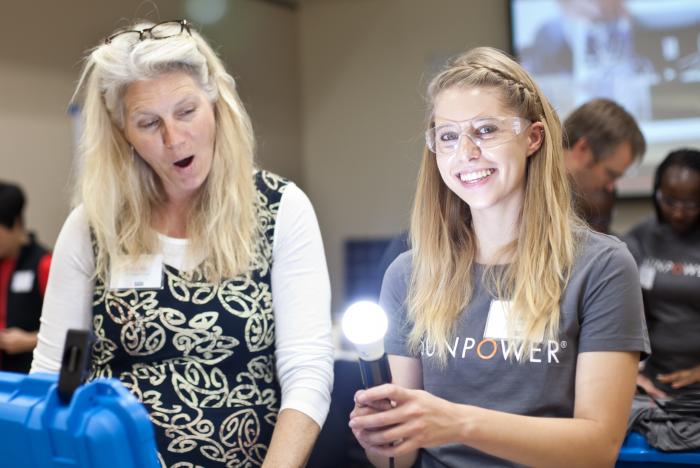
[{"x1": 624, "y1": 148, "x2": 700, "y2": 399}]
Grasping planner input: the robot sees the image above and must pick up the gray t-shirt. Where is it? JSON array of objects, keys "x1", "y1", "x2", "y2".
[
  {"x1": 624, "y1": 216, "x2": 700, "y2": 395},
  {"x1": 381, "y1": 230, "x2": 650, "y2": 467}
]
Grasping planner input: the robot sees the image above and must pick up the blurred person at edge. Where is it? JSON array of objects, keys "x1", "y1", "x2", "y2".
[
  {"x1": 30, "y1": 19, "x2": 333, "y2": 467},
  {"x1": 0, "y1": 181, "x2": 51, "y2": 373},
  {"x1": 349, "y1": 47, "x2": 649, "y2": 467},
  {"x1": 624, "y1": 149, "x2": 700, "y2": 399}
]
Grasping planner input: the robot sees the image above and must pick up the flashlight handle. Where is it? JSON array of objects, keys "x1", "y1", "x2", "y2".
[
  {"x1": 358, "y1": 354, "x2": 392, "y2": 388},
  {"x1": 358, "y1": 354, "x2": 395, "y2": 468}
]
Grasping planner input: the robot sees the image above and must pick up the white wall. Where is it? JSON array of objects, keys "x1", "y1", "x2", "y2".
[
  {"x1": 299, "y1": 0, "x2": 512, "y2": 314},
  {"x1": 0, "y1": 63, "x2": 77, "y2": 245},
  {"x1": 201, "y1": 1, "x2": 303, "y2": 184}
]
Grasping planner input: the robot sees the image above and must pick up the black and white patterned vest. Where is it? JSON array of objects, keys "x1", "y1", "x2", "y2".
[{"x1": 89, "y1": 170, "x2": 289, "y2": 467}]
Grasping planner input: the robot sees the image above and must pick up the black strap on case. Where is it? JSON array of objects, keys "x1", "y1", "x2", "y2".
[{"x1": 57, "y1": 329, "x2": 94, "y2": 403}]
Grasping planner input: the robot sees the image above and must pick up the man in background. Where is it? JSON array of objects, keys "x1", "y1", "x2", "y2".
[
  {"x1": 0, "y1": 181, "x2": 51, "y2": 373},
  {"x1": 563, "y1": 98, "x2": 646, "y2": 226}
]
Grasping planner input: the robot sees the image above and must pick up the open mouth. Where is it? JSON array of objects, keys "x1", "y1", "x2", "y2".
[
  {"x1": 458, "y1": 168, "x2": 495, "y2": 184},
  {"x1": 174, "y1": 156, "x2": 194, "y2": 168}
]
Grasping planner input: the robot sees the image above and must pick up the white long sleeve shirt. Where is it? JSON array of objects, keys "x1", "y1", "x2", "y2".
[{"x1": 31, "y1": 183, "x2": 334, "y2": 428}]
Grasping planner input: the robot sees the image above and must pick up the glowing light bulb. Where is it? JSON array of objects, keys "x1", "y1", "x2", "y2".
[{"x1": 342, "y1": 301, "x2": 388, "y2": 360}]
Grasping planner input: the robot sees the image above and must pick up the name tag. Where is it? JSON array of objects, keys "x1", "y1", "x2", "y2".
[
  {"x1": 639, "y1": 264, "x2": 656, "y2": 290},
  {"x1": 484, "y1": 299, "x2": 543, "y2": 342},
  {"x1": 109, "y1": 255, "x2": 164, "y2": 290},
  {"x1": 10, "y1": 270, "x2": 34, "y2": 293}
]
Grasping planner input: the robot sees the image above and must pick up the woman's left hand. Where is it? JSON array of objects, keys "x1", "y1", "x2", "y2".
[
  {"x1": 657, "y1": 365, "x2": 700, "y2": 389},
  {"x1": 349, "y1": 383, "x2": 467, "y2": 458}
]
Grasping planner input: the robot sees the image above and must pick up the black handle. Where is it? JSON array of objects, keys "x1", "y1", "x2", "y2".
[
  {"x1": 358, "y1": 354, "x2": 392, "y2": 389},
  {"x1": 57, "y1": 329, "x2": 94, "y2": 403}
]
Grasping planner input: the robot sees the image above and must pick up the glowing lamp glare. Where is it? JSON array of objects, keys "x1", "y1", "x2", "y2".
[{"x1": 342, "y1": 301, "x2": 388, "y2": 360}]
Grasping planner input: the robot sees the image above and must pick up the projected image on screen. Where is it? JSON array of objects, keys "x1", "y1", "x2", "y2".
[{"x1": 511, "y1": 0, "x2": 700, "y2": 194}]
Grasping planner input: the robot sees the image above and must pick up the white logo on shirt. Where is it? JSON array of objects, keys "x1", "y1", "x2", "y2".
[
  {"x1": 421, "y1": 337, "x2": 563, "y2": 364},
  {"x1": 643, "y1": 257, "x2": 700, "y2": 279}
]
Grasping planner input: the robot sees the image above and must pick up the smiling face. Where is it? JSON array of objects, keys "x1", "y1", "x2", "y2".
[
  {"x1": 432, "y1": 87, "x2": 543, "y2": 219},
  {"x1": 122, "y1": 71, "x2": 216, "y2": 204}
]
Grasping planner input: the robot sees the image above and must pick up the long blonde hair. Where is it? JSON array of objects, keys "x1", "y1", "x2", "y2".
[
  {"x1": 408, "y1": 47, "x2": 581, "y2": 363},
  {"x1": 72, "y1": 20, "x2": 257, "y2": 282}
]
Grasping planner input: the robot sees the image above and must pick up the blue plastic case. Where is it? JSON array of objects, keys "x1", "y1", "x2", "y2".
[
  {"x1": 0, "y1": 371, "x2": 158, "y2": 468},
  {"x1": 617, "y1": 431, "x2": 700, "y2": 467}
]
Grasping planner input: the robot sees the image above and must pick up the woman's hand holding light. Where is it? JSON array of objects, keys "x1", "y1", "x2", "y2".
[{"x1": 349, "y1": 383, "x2": 467, "y2": 457}]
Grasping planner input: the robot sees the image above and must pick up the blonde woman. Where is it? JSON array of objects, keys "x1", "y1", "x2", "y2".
[
  {"x1": 31, "y1": 19, "x2": 333, "y2": 467},
  {"x1": 349, "y1": 47, "x2": 649, "y2": 467}
]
